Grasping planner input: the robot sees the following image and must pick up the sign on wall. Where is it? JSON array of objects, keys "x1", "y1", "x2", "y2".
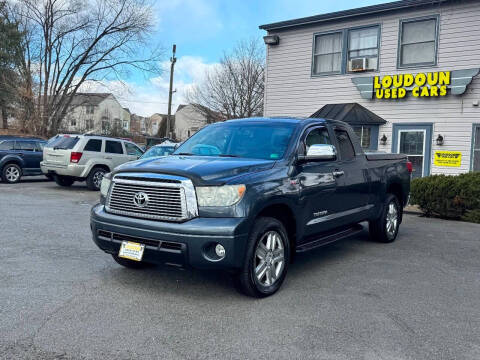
[
  {"x1": 433, "y1": 151, "x2": 462, "y2": 167},
  {"x1": 352, "y1": 68, "x2": 479, "y2": 100}
]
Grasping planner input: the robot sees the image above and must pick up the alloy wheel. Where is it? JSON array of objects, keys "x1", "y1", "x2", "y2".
[
  {"x1": 93, "y1": 170, "x2": 105, "y2": 188},
  {"x1": 254, "y1": 231, "x2": 285, "y2": 287},
  {"x1": 385, "y1": 202, "x2": 398, "y2": 239},
  {"x1": 5, "y1": 166, "x2": 20, "y2": 182}
]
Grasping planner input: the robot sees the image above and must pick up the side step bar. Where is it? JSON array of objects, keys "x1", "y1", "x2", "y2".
[{"x1": 296, "y1": 224, "x2": 364, "y2": 253}]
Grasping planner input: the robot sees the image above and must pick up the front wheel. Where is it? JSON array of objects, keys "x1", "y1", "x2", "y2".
[
  {"x1": 55, "y1": 175, "x2": 74, "y2": 187},
  {"x1": 369, "y1": 194, "x2": 401, "y2": 243},
  {"x1": 86, "y1": 167, "x2": 107, "y2": 191},
  {"x1": 235, "y1": 217, "x2": 290, "y2": 298}
]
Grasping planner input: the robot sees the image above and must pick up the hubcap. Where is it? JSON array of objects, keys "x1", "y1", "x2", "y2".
[
  {"x1": 386, "y1": 202, "x2": 398, "y2": 239},
  {"x1": 93, "y1": 171, "x2": 105, "y2": 188},
  {"x1": 254, "y1": 231, "x2": 285, "y2": 287},
  {"x1": 6, "y1": 166, "x2": 20, "y2": 182}
]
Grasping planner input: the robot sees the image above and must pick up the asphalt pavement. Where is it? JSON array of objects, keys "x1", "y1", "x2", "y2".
[{"x1": 1, "y1": 177, "x2": 479, "y2": 360}]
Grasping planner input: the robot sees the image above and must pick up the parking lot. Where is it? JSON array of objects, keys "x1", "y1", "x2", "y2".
[{"x1": 1, "y1": 178, "x2": 479, "y2": 360}]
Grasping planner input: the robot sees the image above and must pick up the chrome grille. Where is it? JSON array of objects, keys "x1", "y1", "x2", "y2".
[{"x1": 105, "y1": 173, "x2": 198, "y2": 222}]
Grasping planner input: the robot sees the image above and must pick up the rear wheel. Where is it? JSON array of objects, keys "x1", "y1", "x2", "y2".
[
  {"x1": 111, "y1": 254, "x2": 152, "y2": 269},
  {"x1": 2, "y1": 163, "x2": 22, "y2": 183},
  {"x1": 86, "y1": 167, "x2": 107, "y2": 191},
  {"x1": 235, "y1": 217, "x2": 290, "y2": 298},
  {"x1": 369, "y1": 194, "x2": 401, "y2": 243},
  {"x1": 54, "y1": 175, "x2": 74, "y2": 187}
]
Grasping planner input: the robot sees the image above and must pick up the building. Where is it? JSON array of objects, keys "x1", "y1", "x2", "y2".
[
  {"x1": 174, "y1": 104, "x2": 222, "y2": 141},
  {"x1": 63, "y1": 93, "x2": 130, "y2": 135},
  {"x1": 260, "y1": 0, "x2": 480, "y2": 177},
  {"x1": 122, "y1": 108, "x2": 131, "y2": 132}
]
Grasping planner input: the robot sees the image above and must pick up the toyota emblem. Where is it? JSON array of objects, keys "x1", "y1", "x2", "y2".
[{"x1": 133, "y1": 192, "x2": 149, "y2": 208}]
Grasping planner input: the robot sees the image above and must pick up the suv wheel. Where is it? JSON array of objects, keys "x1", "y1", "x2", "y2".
[
  {"x1": 2, "y1": 164, "x2": 22, "y2": 183},
  {"x1": 369, "y1": 194, "x2": 401, "y2": 243},
  {"x1": 55, "y1": 175, "x2": 75, "y2": 187},
  {"x1": 235, "y1": 217, "x2": 290, "y2": 298},
  {"x1": 111, "y1": 254, "x2": 152, "y2": 269},
  {"x1": 86, "y1": 167, "x2": 107, "y2": 191}
]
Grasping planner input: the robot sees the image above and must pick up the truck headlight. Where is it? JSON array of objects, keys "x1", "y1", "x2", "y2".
[
  {"x1": 196, "y1": 185, "x2": 246, "y2": 207},
  {"x1": 100, "y1": 174, "x2": 112, "y2": 197}
]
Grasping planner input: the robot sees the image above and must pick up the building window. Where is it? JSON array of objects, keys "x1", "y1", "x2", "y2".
[
  {"x1": 86, "y1": 105, "x2": 95, "y2": 114},
  {"x1": 86, "y1": 119, "x2": 94, "y2": 130},
  {"x1": 347, "y1": 26, "x2": 379, "y2": 72},
  {"x1": 353, "y1": 126, "x2": 371, "y2": 149},
  {"x1": 473, "y1": 125, "x2": 480, "y2": 172},
  {"x1": 102, "y1": 120, "x2": 110, "y2": 134},
  {"x1": 398, "y1": 16, "x2": 438, "y2": 68},
  {"x1": 123, "y1": 121, "x2": 128, "y2": 129},
  {"x1": 312, "y1": 32, "x2": 343, "y2": 75},
  {"x1": 70, "y1": 118, "x2": 76, "y2": 127}
]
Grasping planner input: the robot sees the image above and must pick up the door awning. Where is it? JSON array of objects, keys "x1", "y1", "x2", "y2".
[{"x1": 310, "y1": 103, "x2": 386, "y2": 125}]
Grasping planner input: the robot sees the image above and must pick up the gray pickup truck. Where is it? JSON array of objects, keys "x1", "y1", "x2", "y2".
[{"x1": 90, "y1": 117, "x2": 412, "y2": 297}]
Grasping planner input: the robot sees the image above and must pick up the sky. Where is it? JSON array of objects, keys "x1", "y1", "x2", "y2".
[{"x1": 86, "y1": 0, "x2": 390, "y2": 117}]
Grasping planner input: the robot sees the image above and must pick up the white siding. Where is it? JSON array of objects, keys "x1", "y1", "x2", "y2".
[{"x1": 264, "y1": 1, "x2": 480, "y2": 174}]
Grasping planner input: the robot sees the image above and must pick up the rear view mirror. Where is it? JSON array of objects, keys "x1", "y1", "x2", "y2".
[{"x1": 298, "y1": 144, "x2": 336, "y2": 162}]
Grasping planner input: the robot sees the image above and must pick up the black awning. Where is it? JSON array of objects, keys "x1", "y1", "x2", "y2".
[{"x1": 310, "y1": 103, "x2": 386, "y2": 125}]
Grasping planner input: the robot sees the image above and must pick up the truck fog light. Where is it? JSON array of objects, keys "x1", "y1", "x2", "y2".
[{"x1": 215, "y1": 244, "x2": 226, "y2": 258}]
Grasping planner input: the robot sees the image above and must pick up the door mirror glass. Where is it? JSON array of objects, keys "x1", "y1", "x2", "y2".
[{"x1": 301, "y1": 144, "x2": 337, "y2": 161}]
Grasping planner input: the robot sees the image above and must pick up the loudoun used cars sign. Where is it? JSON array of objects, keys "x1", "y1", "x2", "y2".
[{"x1": 352, "y1": 68, "x2": 479, "y2": 100}]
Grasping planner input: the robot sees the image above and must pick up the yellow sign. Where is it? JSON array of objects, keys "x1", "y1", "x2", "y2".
[
  {"x1": 374, "y1": 71, "x2": 450, "y2": 99},
  {"x1": 434, "y1": 151, "x2": 462, "y2": 167}
]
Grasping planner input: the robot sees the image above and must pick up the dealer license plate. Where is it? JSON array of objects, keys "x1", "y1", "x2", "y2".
[{"x1": 118, "y1": 241, "x2": 145, "y2": 261}]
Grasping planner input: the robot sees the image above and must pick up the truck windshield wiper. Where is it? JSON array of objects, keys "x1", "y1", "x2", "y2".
[
  {"x1": 176, "y1": 152, "x2": 194, "y2": 156},
  {"x1": 218, "y1": 154, "x2": 240, "y2": 158}
]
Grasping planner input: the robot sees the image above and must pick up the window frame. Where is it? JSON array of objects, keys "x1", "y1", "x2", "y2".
[
  {"x1": 471, "y1": 124, "x2": 480, "y2": 172},
  {"x1": 333, "y1": 127, "x2": 357, "y2": 161},
  {"x1": 397, "y1": 14, "x2": 440, "y2": 69},
  {"x1": 346, "y1": 24, "x2": 381, "y2": 73},
  {"x1": 311, "y1": 24, "x2": 381, "y2": 77},
  {"x1": 297, "y1": 125, "x2": 334, "y2": 159},
  {"x1": 311, "y1": 30, "x2": 345, "y2": 76}
]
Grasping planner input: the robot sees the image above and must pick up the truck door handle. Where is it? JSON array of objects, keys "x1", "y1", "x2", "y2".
[
  {"x1": 332, "y1": 170, "x2": 344, "y2": 177},
  {"x1": 105, "y1": 157, "x2": 112, "y2": 160}
]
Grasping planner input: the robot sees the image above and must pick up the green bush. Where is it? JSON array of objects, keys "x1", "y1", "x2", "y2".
[{"x1": 410, "y1": 172, "x2": 480, "y2": 223}]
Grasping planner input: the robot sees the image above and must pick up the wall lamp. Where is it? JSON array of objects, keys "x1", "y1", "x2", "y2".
[
  {"x1": 380, "y1": 134, "x2": 388, "y2": 146},
  {"x1": 436, "y1": 134, "x2": 444, "y2": 146},
  {"x1": 263, "y1": 35, "x2": 280, "y2": 45}
]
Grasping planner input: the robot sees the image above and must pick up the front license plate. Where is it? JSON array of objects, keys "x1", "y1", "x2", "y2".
[{"x1": 118, "y1": 241, "x2": 145, "y2": 261}]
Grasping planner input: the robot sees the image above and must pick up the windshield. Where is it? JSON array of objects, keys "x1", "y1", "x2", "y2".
[
  {"x1": 141, "y1": 146, "x2": 176, "y2": 158},
  {"x1": 47, "y1": 135, "x2": 80, "y2": 150},
  {"x1": 173, "y1": 122, "x2": 296, "y2": 160}
]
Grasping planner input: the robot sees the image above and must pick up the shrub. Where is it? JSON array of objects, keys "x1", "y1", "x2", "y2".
[{"x1": 410, "y1": 172, "x2": 480, "y2": 223}]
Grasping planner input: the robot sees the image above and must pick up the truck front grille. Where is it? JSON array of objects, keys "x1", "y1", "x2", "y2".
[{"x1": 105, "y1": 173, "x2": 198, "y2": 222}]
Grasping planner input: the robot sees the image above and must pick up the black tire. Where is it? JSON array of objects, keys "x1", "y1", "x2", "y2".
[
  {"x1": 54, "y1": 175, "x2": 75, "y2": 187},
  {"x1": 369, "y1": 194, "x2": 401, "y2": 243},
  {"x1": 235, "y1": 217, "x2": 290, "y2": 298},
  {"x1": 1, "y1": 163, "x2": 22, "y2": 183},
  {"x1": 45, "y1": 174, "x2": 54, "y2": 181},
  {"x1": 111, "y1": 254, "x2": 152, "y2": 269},
  {"x1": 86, "y1": 167, "x2": 107, "y2": 191}
]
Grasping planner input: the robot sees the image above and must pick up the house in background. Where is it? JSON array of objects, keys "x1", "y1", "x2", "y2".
[
  {"x1": 174, "y1": 104, "x2": 222, "y2": 141},
  {"x1": 63, "y1": 93, "x2": 129, "y2": 134},
  {"x1": 122, "y1": 108, "x2": 131, "y2": 132}
]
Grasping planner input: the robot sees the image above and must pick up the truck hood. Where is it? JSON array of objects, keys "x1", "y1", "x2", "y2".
[{"x1": 112, "y1": 155, "x2": 276, "y2": 185}]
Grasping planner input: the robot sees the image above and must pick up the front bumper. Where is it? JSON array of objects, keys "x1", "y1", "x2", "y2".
[
  {"x1": 90, "y1": 204, "x2": 250, "y2": 269},
  {"x1": 41, "y1": 161, "x2": 87, "y2": 178}
]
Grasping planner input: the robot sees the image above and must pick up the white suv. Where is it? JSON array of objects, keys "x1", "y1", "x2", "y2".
[{"x1": 41, "y1": 135, "x2": 144, "y2": 190}]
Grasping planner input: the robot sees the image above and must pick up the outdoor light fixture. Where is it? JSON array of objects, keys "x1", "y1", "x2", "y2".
[
  {"x1": 263, "y1": 35, "x2": 280, "y2": 45},
  {"x1": 436, "y1": 134, "x2": 444, "y2": 146},
  {"x1": 380, "y1": 134, "x2": 388, "y2": 145}
]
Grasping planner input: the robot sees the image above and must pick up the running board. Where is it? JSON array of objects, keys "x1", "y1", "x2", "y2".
[{"x1": 296, "y1": 224, "x2": 364, "y2": 253}]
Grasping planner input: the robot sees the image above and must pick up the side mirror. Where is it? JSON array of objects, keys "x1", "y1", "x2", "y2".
[{"x1": 298, "y1": 144, "x2": 337, "y2": 162}]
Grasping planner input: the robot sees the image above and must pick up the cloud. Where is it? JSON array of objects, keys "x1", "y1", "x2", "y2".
[{"x1": 80, "y1": 56, "x2": 219, "y2": 117}]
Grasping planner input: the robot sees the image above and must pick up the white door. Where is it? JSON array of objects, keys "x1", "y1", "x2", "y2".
[{"x1": 398, "y1": 130, "x2": 426, "y2": 179}]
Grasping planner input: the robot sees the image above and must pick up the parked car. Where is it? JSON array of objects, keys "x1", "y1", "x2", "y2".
[
  {"x1": 140, "y1": 142, "x2": 178, "y2": 159},
  {"x1": 145, "y1": 136, "x2": 175, "y2": 150},
  {"x1": 41, "y1": 134, "x2": 144, "y2": 190},
  {"x1": 0, "y1": 138, "x2": 47, "y2": 183},
  {"x1": 90, "y1": 118, "x2": 411, "y2": 297}
]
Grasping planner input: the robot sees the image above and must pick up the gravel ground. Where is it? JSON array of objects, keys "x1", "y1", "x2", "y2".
[{"x1": 1, "y1": 177, "x2": 480, "y2": 360}]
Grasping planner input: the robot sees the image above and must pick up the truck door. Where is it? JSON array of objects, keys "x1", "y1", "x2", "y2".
[
  {"x1": 331, "y1": 127, "x2": 371, "y2": 226},
  {"x1": 295, "y1": 126, "x2": 341, "y2": 238}
]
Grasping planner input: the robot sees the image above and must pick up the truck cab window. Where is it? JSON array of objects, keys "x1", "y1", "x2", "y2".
[
  {"x1": 303, "y1": 127, "x2": 331, "y2": 154},
  {"x1": 334, "y1": 129, "x2": 355, "y2": 160}
]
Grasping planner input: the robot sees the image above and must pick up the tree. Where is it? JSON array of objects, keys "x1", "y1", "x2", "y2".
[
  {"x1": 186, "y1": 39, "x2": 265, "y2": 121},
  {"x1": 12, "y1": 0, "x2": 162, "y2": 136},
  {"x1": 0, "y1": 2, "x2": 25, "y2": 129}
]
